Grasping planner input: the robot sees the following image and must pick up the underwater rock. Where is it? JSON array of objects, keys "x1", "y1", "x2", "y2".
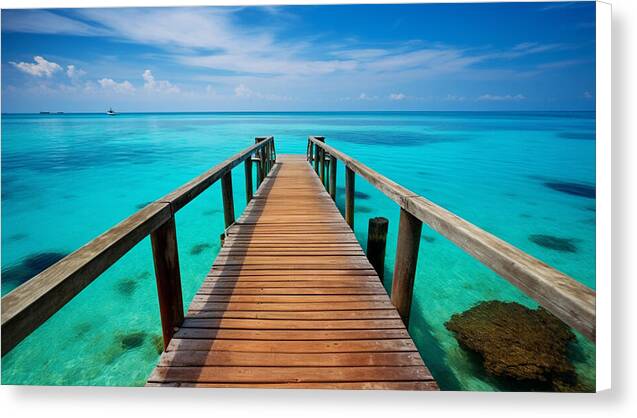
[
  {"x1": 1, "y1": 251, "x2": 67, "y2": 288},
  {"x1": 8, "y1": 233, "x2": 28, "y2": 241},
  {"x1": 445, "y1": 301, "x2": 578, "y2": 391},
  {"x1": 190, "y1": 243, "x2": 212, "y2": 255},
  {"x1": 135, "y1": 201, "x2": 153, "y2": 209},
  {"x1": 356, "y1": 205, "x2": 373, "y2": 213},
  {"x1": 119, "y1": 332, "x2": 147, "y2": 350},
  {"x1": 73, "y1": 322, "x2": 93, "y2": 338},
  {"x1": 115, "y1": 278, "x2": 137, "y2": 296},
  {"x1": 544, "y1": 181, "x2": 595, "y2": 199},
  {"x1": 152, "y1": 335, "x2": 164, "y2": 354},
  {"x1": 422, "y1": 235, "x2": 436, "y2": 243},
  {"x1": 336, "y1": 186, "x2": 371, "y2": 200},
  {"x1": 529, "y1": 234, "x2": 578, "y2": 253}
]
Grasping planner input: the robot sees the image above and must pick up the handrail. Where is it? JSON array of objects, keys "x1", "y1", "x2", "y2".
[
  {"x1": 308, "y1": 136, "x2": 595, "y2": 341},
  {"x1": 1, "y1": 136, "x2": 275, "y2": 356}
]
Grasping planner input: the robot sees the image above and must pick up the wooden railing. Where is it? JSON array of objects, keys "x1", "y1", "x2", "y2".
[
  {"x1": 307, "y1": 136, "x2": 596, "y2": 341},
  {"x1": 1, "y1": 136, "x2": 276, "y2": 356}
]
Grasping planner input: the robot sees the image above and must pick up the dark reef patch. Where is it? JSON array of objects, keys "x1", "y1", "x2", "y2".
[
  {"x1": 422, "y1": 235, "x2": 436, "y2": 243},
  {"x1": 558, "y1": 132, "x2": 595, "y2": 141},
  {"x1": 1, "y1": 251, "x2": 67, "y2": 288},
  {"x1": 544, "y1": 181, "x2": 595, "y2": 199},
  {"x1": 203, "y1": 209, "x2": 222, "y2": 216},
  {"x1": 445, "y1": 301, "x2": 588, "y2": 392},
  {"x1": 152, "y1": 335, "x2": 164, "y2": 354},
  {"x1": 135, "y1": 201, "x2": 153, "y2": 209},
  {"x1": 73, "y1": 322, "x2": 93, "y2": 339},
  {"x1": 355, "y1": 205, "x2": 373, "y2": 214},
  {"x1": 336, "y1": 186, "x2": 371, "y2": 200},
  {"x1": 119, "y1": 332, "x2": 147, "y2": 350},
  {"x1": 115, "y1": 278, "x2": 137, "y2": 296},
  {"x1": 8, "y1": 233, "x2": 28, "y2": 241},
  {"x1": 190, "y1": 243, "x2": 212, "y2": 255},
  {"x1": 529, "y1": 234, "x2": 578, "y2": 253},
  {"x1": 519, "y1": 213, "x2": 533, "y2": 219}
]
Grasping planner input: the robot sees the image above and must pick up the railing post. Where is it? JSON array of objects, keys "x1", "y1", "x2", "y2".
[
  {"x1": 391, "y1": 208, "x2": 423, "y2": 326},
  {"x1": 329, "y1": 156, "x2": 337, "y2": 200},
  {"x1": 244, "y1": 157, "x2": 253, "y2": 204},
  {"x1": 151, "y1": 216, "x2": 184, "y2": 350},
  {"x1": 320, "y1": 149, "x2": 326, "y2": 185},
  {"x1": 314, "y1": 143, "x2": 320, "y2": 173},
  {"x1": 307, "y1": 139, "x2": 313, "y2": 162},
  {"x1": 221, "y1": 172, "x2": 235, "y2": 228},
  {"x1": 345, "y1": 166, "x2": 355, "y2": 228},
  {"x1": 367, "y1": 217, "x2": 389, "y2": 283}
]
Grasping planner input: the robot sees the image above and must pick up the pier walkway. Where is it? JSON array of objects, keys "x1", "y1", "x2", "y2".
[{"x1": 146, "y1": 155, "x2": 437, "y2": 389}]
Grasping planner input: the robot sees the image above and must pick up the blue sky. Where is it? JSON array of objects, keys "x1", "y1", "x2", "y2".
[{"x1": 1, "y1": 2, "x2": 595, "y2": 112}]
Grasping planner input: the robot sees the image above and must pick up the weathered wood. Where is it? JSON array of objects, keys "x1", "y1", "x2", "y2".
[
  {"x1": 244, "y1": 157, "x2": 253, "y2": 203},
  {"x1": 151, "y1": 216, "x2": 184, "y2": 349},
  {"x1": 329, "y1": 155, "x2": 337, "y2": 200},
  {"x1": 221, "y1": 172, "x2": 235, "y2": 228},
  {"x1": 309, "y1": 137, "x2": 595, "y2": 341},
  {"x1": 345, "y1": 166, "x2": 355, "y2": 228},
  {"x1": 148, "y1": 155, "x2": 435, "y2": 390},
  {"x1": 1, "y1": 202, "x2": 172, "y2": 355},
  {"x1": 367, "y1": 217, "x2": 389, "y2": 283},
  {"x1": 391, "y1": 209, "x2": 422, "y2": 325},
  {"x1": 320, "y1": 151, "x2": 326, "y2": 184}
]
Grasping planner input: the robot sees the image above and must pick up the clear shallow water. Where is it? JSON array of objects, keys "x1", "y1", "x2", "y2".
[{"x1": 1, "y1": 111, "x2": 595, "y2": 389}]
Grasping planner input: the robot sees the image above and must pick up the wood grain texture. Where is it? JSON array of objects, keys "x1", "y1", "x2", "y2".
[
  {"x1": 309, "y1": 137, "x2": 596, "y2": 341},
  {"x1": 147, "y1": 154, "x2": 436, "y2": 390}
]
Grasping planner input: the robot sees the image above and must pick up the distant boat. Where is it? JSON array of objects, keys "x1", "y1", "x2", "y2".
[{"x1": 106, "y1": 108, "x2": 117, "y2": 116}]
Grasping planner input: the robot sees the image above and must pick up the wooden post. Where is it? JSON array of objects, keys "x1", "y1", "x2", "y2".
[
  {"x1": 219, "y1": 232, "x2": 225, "y2": 248},
  {"x1": 307, "y1": 139, "x2": 313, "y2": 162},
  {"x1": 151, "y1": 216, "x2": 184, "y2": 350},
  {"x1": 221, "y1": 172, "x2": 235, "y2": 228},
  {"x1": 329, "y1": 156, "x2": 337, "y2": 200},
  {"x1": 320, "y1": 149, "x2": 326, "y2": 184},
  {"x1": 367, "y1": 217, "x2": 389, "y2": 283},
  {"x1": 345, "y1": 166, "x2": 355, "y2": 228},
  {"x1": 244, "y1": 157, "x2": 253, "y2": 204},
  {"x1": 391, "y1": 208, "x2": 423, "y2": 326},
  {"x1": 254, "y1": 157, "x2": 262, "y2": 188},
  {"x1": 314, "y1": 143, "x2": 320, "y2": 173}
]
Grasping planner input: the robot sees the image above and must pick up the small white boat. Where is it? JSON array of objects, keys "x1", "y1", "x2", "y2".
[{"x1": 106, "y1": 107, "x2": 117, "y2": 116}]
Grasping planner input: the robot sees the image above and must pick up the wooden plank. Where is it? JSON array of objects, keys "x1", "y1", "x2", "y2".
[
  {"x1": 146, "y1": 381, "x2": 439, "y2": 390},
  {"x1": 158, "y1": 351, "x2": 424, "y2": 367},
  {"x1": 166, "y1": 338, "x2": 418, "y2": 353},
  {"x1": 148, "y1": 366, "x2": 432, "y2": 383}
]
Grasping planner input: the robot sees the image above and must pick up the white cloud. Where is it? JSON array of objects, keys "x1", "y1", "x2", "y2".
[
  {"x1": 389, "y1": 92, "x2": 406, "y2": 101},
  {"x1": 234, "y1": 83, "x2": 291, "y2": 101},
  {"x1": 234, "y1": 83, "x2": 253, "y2": 98},
  {"x1": 10, "y1": 56, "x2": 62, "y2": 77},
  {"x1": 66, "y1": 65, "x2": 86, "y2": 79},
  {"x1": 477, "y1": 93, "x2": 526, "y2": 102},
  {"x1": 142, "y1": 69, "x2": 180, "y2": 93},
  {"x1": 444, "y1": 94, "x2": 466, "y2": 102},
  {"x1": 98, "y1": 78, "x2": 135, "y2": 93}
]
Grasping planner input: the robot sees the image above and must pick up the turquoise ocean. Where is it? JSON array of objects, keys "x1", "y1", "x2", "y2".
[{"x1": 1, "y1": 111, "x2": 595, "y2": 390}]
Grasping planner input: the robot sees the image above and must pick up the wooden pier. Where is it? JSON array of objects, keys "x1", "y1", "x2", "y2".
[
  {"x1": 1, "y1": 136, "x2": 595, "y2": 391},
  {"x1": 147, "y1": 155, "x2": 436, "y2": 389}
]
